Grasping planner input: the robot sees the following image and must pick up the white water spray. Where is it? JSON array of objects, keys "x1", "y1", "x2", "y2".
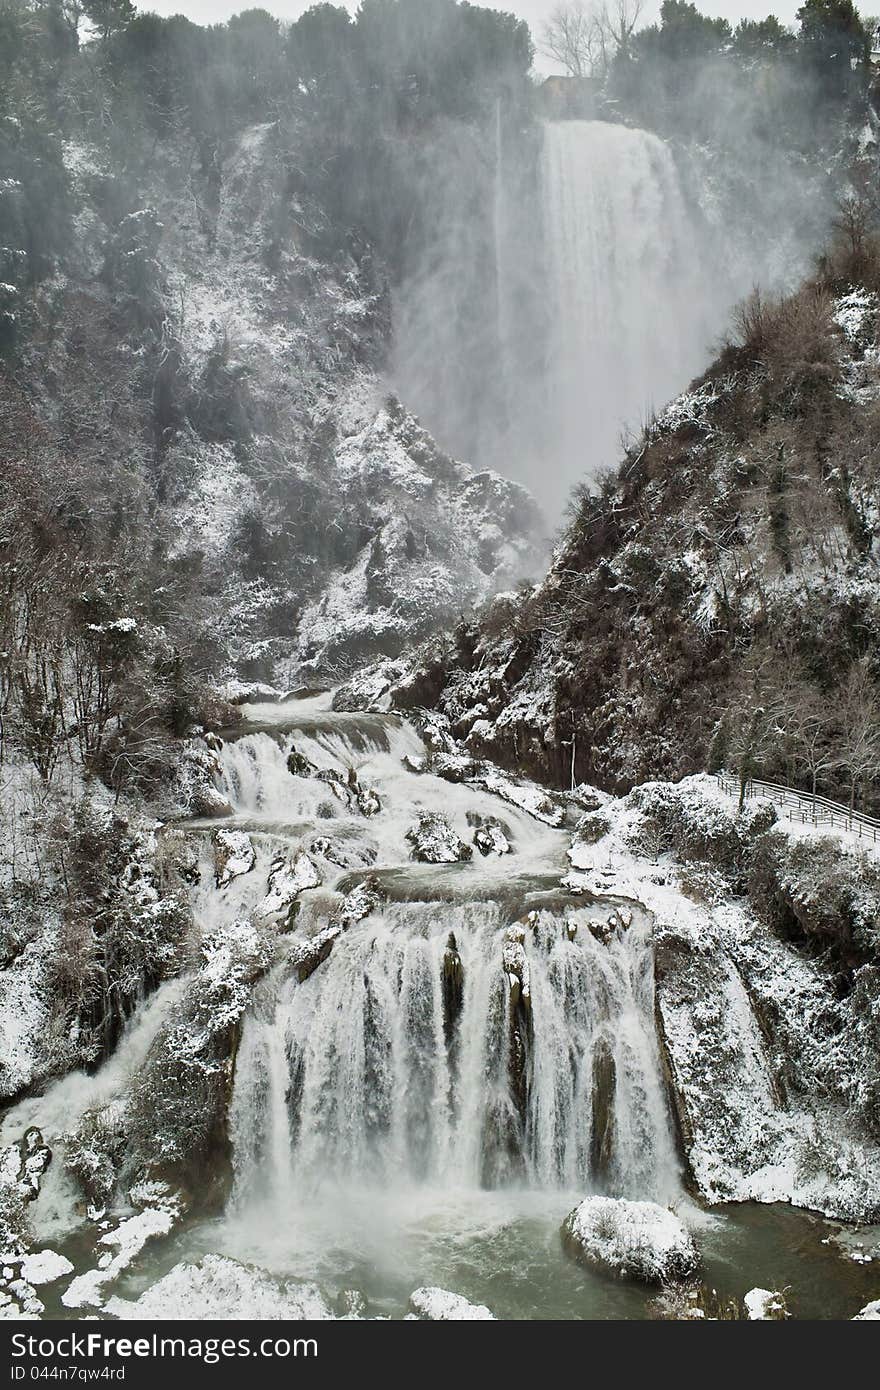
[{"x1": 537, "y1": 121, "x2": 706, "y2": 506}]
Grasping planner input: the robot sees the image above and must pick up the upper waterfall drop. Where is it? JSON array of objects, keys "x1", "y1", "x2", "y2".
[
  {"x1": 536, "y1": 120, "x2": 707, "y2": 511},
  {"x1": 391, "y1": 116, "x2": 716, "y2": 518}
]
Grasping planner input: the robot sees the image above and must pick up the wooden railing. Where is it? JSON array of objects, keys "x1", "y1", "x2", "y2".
[{"x1": 715, "y1": 773, "x2": 880, "y2": 844}]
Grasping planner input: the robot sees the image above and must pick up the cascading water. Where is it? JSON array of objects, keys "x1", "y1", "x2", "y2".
[
  {"x1": 13, "y1": 695, "x2": 869, "y2": 1319},
  {"x1": 229, "y1": 900, "x2": 679, "y2": 1206},
  {"x1": 537, "y1": 121, "x2": 708, "y2": 509},
  {"x1": 392, "y1": 117, "x2": 720, "y2": 516},
  {"x1": 205, "y1": 695, "x2": 680, "y2": 1216}
]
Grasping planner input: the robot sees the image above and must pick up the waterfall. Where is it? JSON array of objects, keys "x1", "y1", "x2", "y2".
[
  {"x1": 391, "y1": 116, "x2": 717, "y2": 517},
  {"x1": 214, "y1": 703, "x2": 680, "y2": 1210},
  {"x1": 229, "y1": 900, "x2": 680, "y2": 1206},
  {"x1": 537, "y1": 121, "x2": 707, "y2": 508}
]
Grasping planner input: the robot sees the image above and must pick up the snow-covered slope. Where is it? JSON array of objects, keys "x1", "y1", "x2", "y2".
[
  {"x1": 358, "y1": 277, "x2": 880, "y2": 800},
  {"x1": 565, "y1": 775, "x2": 880, "y2": 1220}
]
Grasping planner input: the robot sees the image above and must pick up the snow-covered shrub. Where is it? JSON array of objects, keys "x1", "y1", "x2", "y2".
[
  {"x1": 121, "y1": 917, "x2": 273, "y2": 1201},
  {"x1": 651, "y1": 1284, "x2": 740, "y2": 1320},
  {"x1": 627, "y1": 779, "x2": 770, "y2": 885},
  {"x1": 747, "y1": 830, "x2": 880, "y2": 960},
  {"x1": 574, "y1": 809, "x2": 611, "y2": 844},
  {"x1": 101, "y1": 208, "x2": 165, "y2": 330},
  {"x1": 47, "y1": 802, "x2": 190, "y2": 1071},
  {"x1": 64, "y1": 1109, "x2": 127, "y2": 1208}
]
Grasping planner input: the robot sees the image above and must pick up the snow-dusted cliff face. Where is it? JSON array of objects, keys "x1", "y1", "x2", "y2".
[
  {"x1": 368, "y1": 284, "x2": 880, "y2": 797},
  {"x1": 38, "y1": 121, "x2": 545, "y2": 691}
]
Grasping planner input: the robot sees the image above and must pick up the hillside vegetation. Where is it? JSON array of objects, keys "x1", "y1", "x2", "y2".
[{"x1": 370, "y1": 225, "x2": 880, "y2": 815}]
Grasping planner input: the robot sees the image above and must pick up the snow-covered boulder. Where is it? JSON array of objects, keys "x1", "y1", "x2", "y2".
[
  {"x1": 258, "y1": 853, "x2": 320, "y2": 917},
  {"x1": 105, "y1": 1254, "x2": 331, "y2": 1321},
  {"x1": 853, "y1": 1298, "x2": 880, "y2": 1320},
  {"x1": 406, "y1": 1287, "x2": 495, "y2": 1320},
  {"x1": 561, "y1": 1196, "x2": 699, "y2": 1285},
  {"x1": 744, "y1": 1287, "x2": 789, "y2": 1319},
  {"x1": 473, "y1": 817, "x2": 511, "y2": 856},
  {"x1": 292, "y1": 925, "x2": 341, "y2": 983},
  {"x1": 406, "y1": 812, "x2": 472, "y2": 864},
  {"x1": 335, "y1": 876, "x2": 386, "y2": 929},
  {"x1": 213, "y1": 829, "x2": 256, "y2": 887},
  {"x1": 286, "y1": 746, "x2": 315, "y2": 778},
  {"x1": 17, "y1": 1251, "x2": 73, "y2": 1286}
]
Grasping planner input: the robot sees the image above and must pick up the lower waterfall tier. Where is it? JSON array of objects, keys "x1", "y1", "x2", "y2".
[{"x1": 230, "y1": 901, "x2": 680, "y2": 1203}]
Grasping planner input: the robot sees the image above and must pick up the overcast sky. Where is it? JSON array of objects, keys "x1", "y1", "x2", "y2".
[{"x1": 141, "y1": 1, "x2": 807, "y2": 45}]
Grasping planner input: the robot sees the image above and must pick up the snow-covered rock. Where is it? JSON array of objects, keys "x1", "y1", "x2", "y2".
[
  {"x1": 291, "y1": 924, "x2": 341, "y2": 984},
  {"x1": 62, "y1": 1204, "x2": 179, "y2": 1309},
  {"x1": 561, "y1": 1196, "x2": 699, "y2": 1285},
  {"x1": 743, "y1": 1287, "x2": 790, "y2": 1319},
  {"x1": 406, "y1": 1286, "x2": 495, "y2": 1320},
  {"x1": 472, "y1": 817, "x2": 511, "y2": 856},
  {"x1": 17, "y1": 1251, "x2": 73, "y2": 1286},
  {"x1": 105, "y1": 1254, "x2": 331, "y2": 1321},
  {"x1": 213, "y1": 829, "x2": 256, "y2": 887},
  {"x1": 405, "y1": 812, "x2": 472, "y2": 864},
  {"x1": 335, "y1": 877, "x2": 386, "y2": 929},
  {"x1": 260, "y1": 851, "x2": 321, "y2": 917},
  {"x1": 476, "y1": 771, "x2": 566, "y2": 827},
  {"x1": 502, "y1": 924, "x2": 530, "y2": 1007}
]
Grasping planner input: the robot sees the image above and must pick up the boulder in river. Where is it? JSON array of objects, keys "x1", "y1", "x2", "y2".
[
  {"x1": 213, "y1": 829, "x2": 256, "y2": 887},
  {"x1": 472, "y1": 816, "x2": 511, "y2": 857},
  {"x1": 335, "y1": 876, "x2": 386, "y2": 929},
  {"x1": 286, "y1": 747, "x2": 314, "y2": 778},
  {"x1": 561, "y1": 1196, "x2": 699, "y2": 1285},
  {"x1": 406, "y1": 1287, "x2": 495, "y2": 1320},
  {"x1": 259, "y1": 852, "x2": 321, "y2": 917},
  {"x1": 405, "y1": 812, "x2": 472, "y2": 864},
  {"x1": 292, "y1": 925, "x2": 341, "y2": 983}
]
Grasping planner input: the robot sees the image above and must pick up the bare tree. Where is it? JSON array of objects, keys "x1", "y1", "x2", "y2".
[
  {"x1": 596, "y1": 0, "x2": 645, "y2": 61},
  {"x1": 542, "y1": 0, "x2": 644, "y2": 78},
  {"x1": 541, "y1": 2, "x2": 599, "y2": 77},
  {"x1": 835, "y1": 657, "x2": 880, "y2": 815},
  {"x1": 782, "y1": 687, "x2": 838, "y2": 803}
]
